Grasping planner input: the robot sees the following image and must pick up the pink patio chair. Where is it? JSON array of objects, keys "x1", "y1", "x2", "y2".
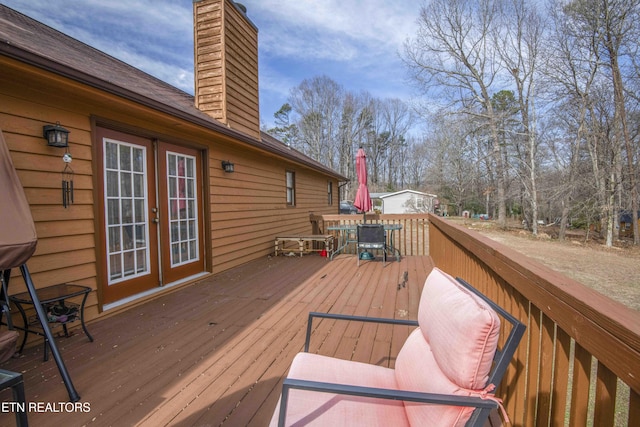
[{"x1": 270, "y1": 267, "x2": 526, "y2": 427}]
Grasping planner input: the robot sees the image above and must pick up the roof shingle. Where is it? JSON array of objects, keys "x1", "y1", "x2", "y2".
[{"x1": 0, "y1": 5, "x2": 346, "y2": 180}]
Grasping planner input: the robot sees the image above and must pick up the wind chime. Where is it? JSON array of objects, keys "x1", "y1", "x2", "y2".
[
  {"x1": 61, "y1": 151, "x2": 74, "y2": 208},
  {"x1": 42, "y1": 122, "x2": 74, "y2": 208}
]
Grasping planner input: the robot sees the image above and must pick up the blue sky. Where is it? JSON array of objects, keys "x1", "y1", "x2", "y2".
[{"x1": 0, "y1": 0, "x2": 421, "y2": 129}]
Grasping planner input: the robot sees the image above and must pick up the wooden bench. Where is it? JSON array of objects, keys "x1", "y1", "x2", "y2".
[{"x1": 274, "y1": 235, "x2": 334, "y2": 258}]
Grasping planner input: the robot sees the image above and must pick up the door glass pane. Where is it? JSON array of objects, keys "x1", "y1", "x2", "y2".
[
  {"x1": 188, "y1": 220, "x2": 195, "y2": 239},
  {"x1": 132, "y1": 147, "x2": 144, "y2": 172},
  {"x1": 166, "y1": 152, "x2": 199, "y2": 267},
  {"x1": 169, "y1": 177, "x2": 177, "y2": 198},
  {"x1": 104, "y1": 138, "x2": 150, "y2": 284},
  {"x1": 109, "y1": 254, "x2": 121, "y2": 280},
  {"x1": 135, "y1": 225, "x2": 145, "y2": 248},
  {"x1": 134, "y1": 199, "x2": 145, "y2": 222},
  {"x1": 121, "y1": 199, "x2": 133, "y2": 224},
  {"x1": 123, "y1": 251, "x2": 134, "y2": 276},
  {"x1": 136, "y1": 250, "x2": 147, "y2": 273},
  {"x1": 120, "y1": 145, "x2": 131, "y2": 171},
  {"x1": 107, "y1": 200, "x2": 120, "y2": 225},
  {"x1": 108, "y1": 227, "x2": 120, "y2": 253},
  {"x1": 188, "y1": 200, "x2": 195, "y2": 219},
  {"x1": 168, "y1": 154, "x2": 176, "y2": 175},
  {"x1": 105, "y1": 142, "x2": 118, "y2": 169},
  {"x1": 134, "y1": 174, "x2": 144, "y2": 197},
  {"x1": 107, "y1": 171, "x2": 119, "y2": 197},
  {"x1": 122, "y1": 225, "x2": 134, "y2": 250},
  {"x1": 120, "y1": 172, "x2": 132, "y2": 197}
]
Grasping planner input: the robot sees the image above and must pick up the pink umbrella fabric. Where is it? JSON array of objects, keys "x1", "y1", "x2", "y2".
[{"x1": 353, "y1": 147, "x2": 372, "y2": 214}]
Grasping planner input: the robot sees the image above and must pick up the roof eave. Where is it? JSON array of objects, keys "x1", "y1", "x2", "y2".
[{"x1": 0, "y1": 43, "x2": 347, "y2": 181}]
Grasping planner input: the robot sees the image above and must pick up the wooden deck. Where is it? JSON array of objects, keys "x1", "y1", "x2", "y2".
[{"x1": 0, "y1": 254, "x2": 433, "y2": 426}]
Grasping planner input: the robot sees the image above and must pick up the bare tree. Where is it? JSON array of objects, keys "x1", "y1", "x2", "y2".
[
  {"x1": 423, "y1": 112, "x2": 483, "y2": 215},
  {"x1": 599, "y1": 0, "x2": 640, "y2": 244},
  {"x1": 558, "y1": 0, "x2": 640, "y2": 246},
  {"x1": 289, "y1": 75, "x2": 343, "y2": 167},
  {"x1": 380, "y1": 98, "x2": 415, "y2": 188},
  {"x1": 545, "y1": 0, "x2": 602, "y2": 240},
  {"x1": 338, "y1": 91, "x2": 374, "y2": 198},
  {"x1": 404, "y1": 136, "x2": 430, "y2": 189},
  {"x1": 495, "y1": 0, "x2": 545, "y2": 234},
  {"x1": 403, "y1": 0, "x2": 508, "y2": 227}
]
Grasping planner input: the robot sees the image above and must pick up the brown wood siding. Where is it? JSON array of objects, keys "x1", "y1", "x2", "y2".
[
  {"x1": 224, "y1": 2, "x2": 259, "y2": 129},
  {"x1": 223, "y1": 0, "x2": 260, "y2": 138},
  {"x1": 1, "y1": 55, "x2": 339, "y2": 321},
  {"x1": 0, "y1": 83, "x2": 98, "y2": 321},
  {"x1": 194, "y1": 0, "x2": 260, "y2": 139},
  {"x1": 209, "y1": 143, "x2": 338, "y2": 273},
  {"x1": 194, "y1": 0, "x2": 225, "y2": 122}
]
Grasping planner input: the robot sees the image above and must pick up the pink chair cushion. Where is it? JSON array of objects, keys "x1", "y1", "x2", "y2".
[
  {"x1": 271, "y1": 268, "x2": 501, "y2": 426},
  {"x1": 269, "y1": 352, "x2": 410, "y2": 427},
  {"x1": 395, "y1": 268, "x2": 501, "y2": 426}
]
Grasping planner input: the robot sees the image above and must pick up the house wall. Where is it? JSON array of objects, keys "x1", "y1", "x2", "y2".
[
  {"x1": 209, "y1": 140, "x2": 337, "y2": 272},
  {"x1": 0, "y1": 57, "x2": 338, "y2": 320}
]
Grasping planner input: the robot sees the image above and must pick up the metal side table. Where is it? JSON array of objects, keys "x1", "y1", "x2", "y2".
[{"x1": 10, "y1": 284, "x2": 93, "y2": 361}]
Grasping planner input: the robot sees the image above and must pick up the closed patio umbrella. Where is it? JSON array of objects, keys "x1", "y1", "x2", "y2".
[
  {"x1": 353, "y1": 147, "x2": 372, "y2": 221},
  {"x1": 0, "y1": 129, "x2": 80, "y2": 402}
]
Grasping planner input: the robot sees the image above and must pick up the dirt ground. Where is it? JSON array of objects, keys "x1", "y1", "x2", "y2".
[{"x1": 451, "y1": 218, "x2": 640, "y2": 311}]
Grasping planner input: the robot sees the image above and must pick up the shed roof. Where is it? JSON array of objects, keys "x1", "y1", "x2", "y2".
[
  {"x1": 0, "y1": 5, "x2": 347, "y2": 181},
  {"x1": 371, "y1": 189, "x2": 438, "y2": 199}
]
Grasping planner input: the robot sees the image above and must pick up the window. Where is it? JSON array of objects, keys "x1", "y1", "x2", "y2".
[
  {"x1": 286, "y1": 171, "x2": 295, "y2": 206},
  {"x1": 328, "y1": 181, "x2": 333, "y2": 205}
]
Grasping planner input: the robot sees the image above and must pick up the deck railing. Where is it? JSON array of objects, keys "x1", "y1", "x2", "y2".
[
  {"x1": 310, "y1": 213, "x2": 429, "y2": 256},
  {"x1": 428, "y1": 214, "x2": 640, "y2": 426}
]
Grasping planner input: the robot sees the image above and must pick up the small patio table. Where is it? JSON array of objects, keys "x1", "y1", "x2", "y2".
[
  {"x1": 10, "y1": 283, "x2": 93, "y2": 361},
  {"x1": 328, "y1": 223, "x2": 402, "y2": 260}
]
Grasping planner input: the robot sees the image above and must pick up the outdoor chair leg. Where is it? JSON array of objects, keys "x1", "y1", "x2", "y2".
[{"x1": 19, "y1": 264, "x2": 80, "y2": 402}]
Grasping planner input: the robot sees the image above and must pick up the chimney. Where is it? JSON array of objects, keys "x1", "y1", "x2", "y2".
[{"x1": 194, "y1": 0, "x2": 260, "y2": 139}]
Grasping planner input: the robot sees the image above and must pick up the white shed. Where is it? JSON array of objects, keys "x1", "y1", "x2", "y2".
[{"x1": 370, "y1": 190, "x2": 438, "y2": 214}]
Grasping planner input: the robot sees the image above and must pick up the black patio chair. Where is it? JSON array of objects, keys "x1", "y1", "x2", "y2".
[{"x1": 357, "y1": 224, "x2": 386, "y2": 266}]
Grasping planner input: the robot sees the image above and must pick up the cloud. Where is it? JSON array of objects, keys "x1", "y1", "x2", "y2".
[
  {"x1": 246, "y1": 0, "x2": 418, "y2": 62},
  {"x1": 2, "y1": 0, "x2": 422, "y2": 128},
  {"x1": 243, "y1": 0, "x2": 420, "y2": 121},
  {"x1": 2, "y1": 0, "x2": 195, "y2": 92}
]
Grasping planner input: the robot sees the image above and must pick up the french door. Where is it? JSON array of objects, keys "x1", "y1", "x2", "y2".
[{"x1": 97, "y1": 128, "x2": 205, "y2": 304}]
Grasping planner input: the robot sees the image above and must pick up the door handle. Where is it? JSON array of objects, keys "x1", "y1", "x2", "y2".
[{"x1": 152, "y1": 217, "x2": 159, "y2": 224}]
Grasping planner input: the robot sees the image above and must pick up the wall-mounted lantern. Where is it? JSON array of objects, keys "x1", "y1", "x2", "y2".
[
  {"x1": 221, "y1": 160, "x2": 235, "y2": 173},
  {"x1": 43, "y1": 122, "x2": 70, "y2": 148}
]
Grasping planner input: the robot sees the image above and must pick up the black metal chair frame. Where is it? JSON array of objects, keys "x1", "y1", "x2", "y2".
[
  {"x1": 276, "y1": 277, "x2": 526, "y2": 427},
  {"x1": 2, "y1": 268, "x2": 80, "y2": 402},
  {"x1": 356, "y1": 224, "x2": 386, "y2": 266}
]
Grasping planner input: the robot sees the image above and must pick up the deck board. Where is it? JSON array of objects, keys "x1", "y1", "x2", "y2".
[{"x1": 0, "y1": 254, "x2": 432, "y2": 426}]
